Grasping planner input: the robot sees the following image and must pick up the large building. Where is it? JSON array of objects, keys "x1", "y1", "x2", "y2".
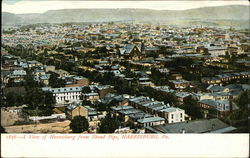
[{"x1": 42, "y1": 86, "x2": 83, "y2": 104}]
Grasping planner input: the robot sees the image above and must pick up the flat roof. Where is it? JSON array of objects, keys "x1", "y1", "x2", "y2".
[
  {"x1": 138, "y1": 117, "x2": 165, "y2": 124},
  {"x1": 111, "y1": 106, "x2": 134, "y2": 111}
]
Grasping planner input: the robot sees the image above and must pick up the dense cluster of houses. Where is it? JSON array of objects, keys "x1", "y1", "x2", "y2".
[{"x1": 2, "y1": 23, "x2": 249, "y2": 133}]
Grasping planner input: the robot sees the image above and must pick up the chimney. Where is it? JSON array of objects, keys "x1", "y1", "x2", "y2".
[{"x1": 182, "y1": 128, "x2": 185, "y2": 134}]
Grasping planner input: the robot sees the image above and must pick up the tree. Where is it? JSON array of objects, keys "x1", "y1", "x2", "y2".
[
  {"x1": 48, "y1": 72, "x2": 65, "y2": 88},
  {"x1": 98, "y1": 114, "x2": 120, "y2": 133},
  {"x1": 0, "y1": 126, "x2": 6, "y2": 133},
  {"x1": 81, "y1": 86, "x2": 91, "y2": 94},
  {"x1": 227, "y1": 90, "x2": 250, "y2": 132},
  {"x1": 150, "y1": 69, "x2": 169, "y2": 86},
  {"x1": 182, "y1": 96, "x2": 203, "y2": 119},
  {"x1": 70, "y1": 116, "x2": 89, "y2": 133},
  {"x1": 23, "y1": 89, "x2": 55, "y2": 116},
  {"x1": 3, "y1": 92, "x2": 24, "y2": 107}
]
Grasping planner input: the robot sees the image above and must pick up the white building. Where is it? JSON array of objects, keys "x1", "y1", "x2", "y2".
[
  {"x1": 160, "y1": 107, "x2": 185, "y2": 123},
  {"x1": 42, "y1": 86, "x2": 83, "y2": 104},
  {"x1": 129, "y1": 96, "x2": 185, "y2": 124}
]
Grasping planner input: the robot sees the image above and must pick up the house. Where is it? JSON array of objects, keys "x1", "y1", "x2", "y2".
[
  {"x1": 34, "y1": 74, "x2": 50, "y2": 85},
  {"x1": 65, "y1": 76, "x2": 89, "y2": 87},
  {"x1": 207, "y1": 46, "x2": 227, "y2": 57},
  {"x1": 84, "y1": 106, "x2": 98, "y2": 121},
  {"x1": 137, "y1": 117, "x2": 165, "y2": 128},
  {"x1": 27, "y1": 60, "x2": 42, "y2": 68},
  {"x1": 145, "y1": 118, "x2": 236, "y2": 133},
  {"x1": 102, "y1": 93, "x2": 130, "y2": 106},
  {"x1": 111, "y1": 106, "x2": 142, "y2": 123},
  {"x1": 128, "y1": 112, "x2": 153, "y2": 127},
  {"x1": 138, "y1": 77, "x2": 154, "y2": 87},
  {"x1": 201, "y1": 77, "x2": 221, "y2": 85},
  {"x1": 33, "y1": 66, "x2": 46, "y2": 76},
  {"x1": 154, "y1": 86, "x2": 175, "y2": 93},
  {"x1": 50, "y1": 69, "x2": 70, "y2": 77},
  {"x1": 45, "y1": 65, "x2": 56, "y2": 72},
  {"x1": 175, "y1": 92, "x2": 191, "y2": 102},
  {"x1": 199, "y1": 99, "x2": 238, "y2": 117},
  {"x1": 169, "y1": 80, "x2": 190, "y2": 89},
  {"x1": 170, "y1": 73, "x2": 183, "y2": 80},
  {"x1": 66, "y1": 103, "x2": 88, "y2": 119},
  {"x1": 82, "y1": 93, "x2": 99, "y2": 103},
  {"x1": 192, "y1": 93, "x2": 214, "y2": 101},
  {"x1": 94, "y1": 85, "x2": 114, "y2": 99},
  {"x1": 158, "y1": 107, "x2": 185, "y2": 123},
  {"x1": 118, "y1": 44, "x2": 143, "y2": 60},
  {"x1": 206, "y1": 85, "x2": 225, "y2": 93},
  {"x1": 129, "y1": 96, "x2": 185, "y2": 124},
  {"x1": 6, "y1": 70, "x2": 27, "y2": 83}
]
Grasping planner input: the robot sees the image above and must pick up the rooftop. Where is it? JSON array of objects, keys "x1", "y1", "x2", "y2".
[
  {"x1": 138, "y1": 116, "x2": 165, "y2": 124},
  {"x1": 146, "y1": 118, "x2": 236, "y2": 133}
]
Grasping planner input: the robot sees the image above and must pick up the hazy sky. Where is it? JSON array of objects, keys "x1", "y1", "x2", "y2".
[{"x1": 2, "y1": 0, "x2": 249, "y2": 14}]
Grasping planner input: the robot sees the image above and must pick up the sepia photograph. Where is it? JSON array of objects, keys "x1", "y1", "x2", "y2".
[{"x1": 1, "y1": 0, "x2": 249, "y2": 157}]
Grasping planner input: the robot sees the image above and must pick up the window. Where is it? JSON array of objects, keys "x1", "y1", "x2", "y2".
[
  {"x1": 171, "y1": 114, "x2": 174, "y2": 119},
  {"x1": 180, "y1": 113, "x2": 183, "y2": 118}
]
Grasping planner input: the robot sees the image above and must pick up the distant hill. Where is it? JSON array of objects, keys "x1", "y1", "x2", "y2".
[{"x1": 2, "y1": 5, "x2": 249, "y2": 28}]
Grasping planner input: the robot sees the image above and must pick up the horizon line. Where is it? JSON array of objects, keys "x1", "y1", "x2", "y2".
[{"x1": 3, "y1": 4, "x2": 249, "y2": 15}]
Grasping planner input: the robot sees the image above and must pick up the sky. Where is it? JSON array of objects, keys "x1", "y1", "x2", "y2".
[{"x1": 2, "y1": 0, "x2": 249, "y2": 14}]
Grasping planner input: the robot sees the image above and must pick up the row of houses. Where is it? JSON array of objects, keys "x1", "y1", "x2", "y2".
[{"x1": 201, "y1": 71, "x2": 250, "y2": 85}]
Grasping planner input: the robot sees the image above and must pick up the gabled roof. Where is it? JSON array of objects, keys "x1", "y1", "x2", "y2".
[
  {"x1": 206, "y1": 85, "x2": 225, "y2": 92},
  {"x1": 119, "y1": 44, "x2": 138, "y2": 55},
  {"x1": 67, "y1": 102, "x2": 83, "y2": 111},
  {"x1": 199, "y1": 99, "x2": 217, "y2": 107}
]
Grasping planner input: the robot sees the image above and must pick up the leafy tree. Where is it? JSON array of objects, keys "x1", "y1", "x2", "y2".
[
  {"x1": 140, "y1": 86, "x2": 178, "y2": 106},
  {"x1": 98, "y1": 114, "x2": 120, "y2": 133},
  {"x1": 0, "y1": 126, "x2": 6, "y2": 133},
  {"x1": 150, "y1": 69, "x2": 169, "y2": 86},
  {"x1": 24, "y1": 72, "x2": 40, "y2": 89},
  {"x1": 182, "y1": 96, "x2": 203, "y2": 119},
  {"x1": 3, "y1": 92, "x2": 24, "y2": 107},
  {"x1": 23, "y1": 89, "x2": 55, "y2": 116},
  {"x1": 48, "y1": 72, "x2": 65, "y2": 88},
  {"x1": 70, "y1": 116, "x2": 89, "y2": 133},
  {"x1": 81, "y1": 86, "x2": 91, "y2": 94},
  {"x1": 165, "y1": 57, "x2": 194, "y2": 68},
  {"x1": 227, "y1": 90, "x2": 250, "y2": 132}
]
